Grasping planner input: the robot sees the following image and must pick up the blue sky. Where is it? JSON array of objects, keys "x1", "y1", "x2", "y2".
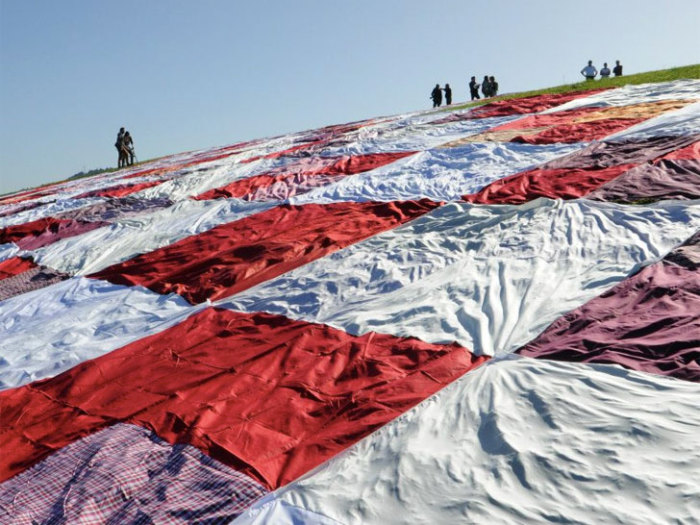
[{"x1": 1, "y1": 0, "x2": 698, "y2": 194}]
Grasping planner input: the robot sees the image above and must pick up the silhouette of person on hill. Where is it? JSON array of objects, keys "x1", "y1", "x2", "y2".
[
  {"x1": 481, "y1": 75, "x2": 492, "y2": 97},
  {"x1": 613, "y1": 60, "x2": 623, "y2": 76},
  {"x1": 123, "y1": 131, "x2": 135, "y2": 166},
  {"x1": 443, "y1": 83, "x2": 452, "y2": 105},
  {"x1": 431, "y1": 84, "x2": 443, "y2": 107},
  {"x1": 115, "y1": 127, "x2": 126, "y2": 167},
  {"x1": 469, "y1": 76, "x2": 480, "y2": 100},
  {"x1": 489, "y1": 76, "x2": 499, "y2": 96},
  {"x1": 600, "y1": 62, "x2": 611, "y2": 78},
  {"x1": 581, "y1": 60, "x2": 598, "y2": 80}
]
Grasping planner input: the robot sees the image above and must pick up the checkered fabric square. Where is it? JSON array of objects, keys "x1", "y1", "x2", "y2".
[{"x1": 0, "y1": 424, "x2": 268, "y2": 524}]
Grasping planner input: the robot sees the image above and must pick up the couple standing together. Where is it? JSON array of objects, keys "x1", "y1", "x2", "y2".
[{"x1": 115, "y1": 127, "x2": 135, "y2": 168}]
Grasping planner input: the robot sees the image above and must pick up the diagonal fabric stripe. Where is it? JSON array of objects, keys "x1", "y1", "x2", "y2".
[
  {"x1": 0, "y1": 307, "x2": 488, "y2": 488},
  {"x1": 89, "y1": 199, "x2": 441, "y2": 304},
  {"x1": 193, "y1": 152, "x2": 416, "y2": 202},
  {"x1": 517, "y1": 231, "x2": 700, "y2": 381},
  {"x1": 0, "y1": 217, "x2": 110, "y2": 250}
]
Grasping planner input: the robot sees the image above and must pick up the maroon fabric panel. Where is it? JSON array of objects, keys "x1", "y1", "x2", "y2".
[
  {"x1": 89, "y1": 200, "x2": 441, "y2": 304},
  {"x1": 0, "y1": 265, "x2": 70, "y2": 302},
  {"x1": 588, "y1": 159, "x2": 700, "y2": 203},
  {"x1": 541, "y1": 135, "x2": 700, "y2": 170},
  {"x1": 517, "y1": 236, "x2": 700, "y2": 382},
  {"x1": 0, "y1": 218, "x2": 110, "y2": 250},
  {"x1": 463, "y1": 164, "x2": 635, "y2": 204},
  {"x1": 54, "y1": 196, "x2": 174, "y2": 222}
]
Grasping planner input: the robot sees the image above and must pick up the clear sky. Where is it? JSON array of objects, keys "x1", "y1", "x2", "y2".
[{"x1": 1, "y1": 0, "x2": 698, "y2": 194}]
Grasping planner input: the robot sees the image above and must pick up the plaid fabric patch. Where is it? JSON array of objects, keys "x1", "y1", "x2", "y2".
[
  {"x1": 0, "y1": 265, "x2": 69, "y2": 302},
  {"x1": 0, "y1": 424, "x2": 268, "y2": 525}
]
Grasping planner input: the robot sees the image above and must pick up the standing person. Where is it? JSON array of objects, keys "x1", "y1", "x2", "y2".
[
  {"x1": 469, "y1": 76, "x2": 480, "y2": 100},
  {"x1": 115, "y1": 127, "x2": 126, "y2": 167},
  {"x1": 443, "y1": 83, "x2": 452, "y2": 105},
  {"x1": 481, "y1": 75, "x2": 491, "y2": 97},
  {"x1": 613, "y1": 60, "x2": 623, "y2": 76},
  {"x1": 489, "y1": 76, "x2": 499, "y2": 96},
  {"x1": 123, "y1": 131, "x2": 135, "y2": 166},
  {"x1": 430, "y1": 84, "x2": 443, "y2": 107},
  {"x1": 600, "y1": 62, "x2": 611, "y2": 78},
  {"x1": 580, "y1": 60, "x2": 598, "y2": 80}
]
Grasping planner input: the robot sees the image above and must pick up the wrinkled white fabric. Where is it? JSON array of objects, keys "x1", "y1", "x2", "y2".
[
  {"x1": 235, "y1": 356, "x2": 700, "y2": 525},
  {"x1": 219, "y1": 198, "x2": 700, "y2": 356},
  {"x1": 543, "y1": 79, "x2": 700, "y2": 113},
  {"x1": 290, "y1": 143, "x2": 581, "y2": 204},
  {"x1": 606, "y1": 101, "x2": 700, "y2": 140},
  {"x1": 0, "y1": 277, "x2": 200, "y2": 390},
  {"x1": 34, "y1": 198, "x2": 274, "y2": 275}
]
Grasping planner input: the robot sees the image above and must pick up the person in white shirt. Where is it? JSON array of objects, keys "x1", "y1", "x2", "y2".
[
  {"x1": 580, "y1": 60, "x2": 598, "y2": 80},
  {"x1": 600, "y1": 62, "x2": 611, "y2": 78}
]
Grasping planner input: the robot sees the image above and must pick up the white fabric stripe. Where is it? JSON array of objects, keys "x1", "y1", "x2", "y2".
[
  {"x1": 33, "y1": 198, "x2": 274, "y2": 275},
  {"x1": 0, "y1": 277, "x2": 201, "y2": 391},
  {"x1": 542, "y1": 79, "x2": 700, "y2": 113},
  {"x1": 290, "y1": 143, "x2": 582, "y2": 204},
  {"x1": 235, "y1": 356, "x2": 700, "y2": 525},
  {"x1": 218, "y1": 198, "x2": 700, "y2": 357}
]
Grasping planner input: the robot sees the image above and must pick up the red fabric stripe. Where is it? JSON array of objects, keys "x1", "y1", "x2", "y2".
[
  {"x1": 0, "y1": 257, "x2": 37, "y2": 280},
  {"x1": 0, "y1": 217, "x2": 110, "y2": 250},
  {"x1": 463, "y1": 164, "x2": 636, "y2": 204},
  {"x1": 0, "y1": 307, "x2": 489, "y2": 488},
  {"x1": 468, "y1": 88, "x2": 609, "y2": 118},
  {"x1": 72, "y1": 180, "x2": 164, "y2": 199},
  {"x1": 660, "y1": 140, "x2": 700, "y2": 160},
  {"x1": 89, "y1": 199, "x2": 441, "y2": 304},
  {"x1": 194, "y1": 152, "x2": 416, "y2": 201},
  {"x1": 490, "y1": 108, "x2": 602, "y2": 131},
  {"x1": 510, "y1": 119, "x2": 646, "y2": 145}
]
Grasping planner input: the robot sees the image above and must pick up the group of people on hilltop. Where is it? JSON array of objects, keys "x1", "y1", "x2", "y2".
[
  {"x1": 115, "y1": 127, "x2": 135, "y2": 168},
  {"x1": 469, "y1": 75, "x2": 498, "y2": 100},
  {"x1": 581, "y1": 60, "x2": 623, "y2": 80},
  {"x1": 430, "y1": 75, "x2": 500, "y2": 107},
  {"x1": 430, "y1": 83, "x2": 453, "y2": 107}
]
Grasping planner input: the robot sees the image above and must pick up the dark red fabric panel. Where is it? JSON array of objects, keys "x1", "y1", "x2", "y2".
[
  {"x1": 89, "y1": 200, "x2": 442, "y2": 304},
  {"x1": 0, "y1": 307, "x2": 489, "y2": 487},
  {"x1": 660, "y1": 140, "x2": 700, "y2": 160},
  {"x1": 518, "y1": 238, "x2": 700, "y2": 382},
  {"x1": 72, "y1": 180, "x2": 164, "y2": 199},
  {"x1": 510, "y1": 118, "x2": 645, "y2": 144},
  {"x1": 0, "y1": 257, "x2": 37, "y2": 280},
  {"x1": 0, "y1": 217, "x2": 110, "y2": 250},
  {"x1": 542, "y1": 135, "x2": 700, "y2": 170},
  {"x1": 463, "y1": 164, "x2": 635, "y2": 204},
  {"x1": 467, "y1": 88, "x2": 609, "y2": 119},
  {"x1": 587, "y1": 159, "x2": 700, "y2": 203},
  {"x1": 193, "y1": 152, "x2": 416, "y2": 201}
]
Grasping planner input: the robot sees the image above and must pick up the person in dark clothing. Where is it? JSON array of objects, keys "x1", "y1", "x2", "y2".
[
  {"x1": 481, "y1": 75, "x2": 492, "y2": 97},
  {"x1": 613, "y1": 60, "x2": 623, "y2": 76},
  {"x1": 430, "y1": 84, "x2": 443, "y2": 107},
  {"x1": 489, "y1": 76, "x2": 499, "y2": 97},
  {"x1": 469, "y1": 76, "x2": 480, "y2": 100},
  {"x1": 115, "y1": 127, "x2": 126, "y2": 167},
  {"x1": 122, "y1": 131, "x2": 135, "y2": 166},
  {"x1": 443, "y1": 83, "x2": 452, "y2": 105}
]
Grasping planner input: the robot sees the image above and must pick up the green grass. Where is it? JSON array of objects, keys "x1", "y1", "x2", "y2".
[{"x1": 447, "y1": 63, "x2": 700, "y2": 112}]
